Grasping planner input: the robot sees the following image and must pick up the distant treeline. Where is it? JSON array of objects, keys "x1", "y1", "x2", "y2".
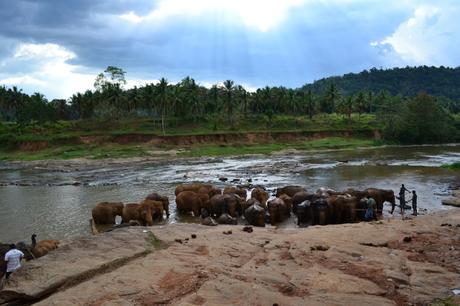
[
  {"x1": 0, "y1": 66, "x2": 459, "y2": 144},
  {"x1": 303, "y1": 66, "x2": 460, "y2": 101}
]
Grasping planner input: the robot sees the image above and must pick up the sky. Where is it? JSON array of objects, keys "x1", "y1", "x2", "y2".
[{"x1": 0, "y1": 0, "x2": 459, "y2": 99}]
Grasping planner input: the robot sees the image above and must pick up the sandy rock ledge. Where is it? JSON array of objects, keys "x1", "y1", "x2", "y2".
[{"x1": 1, "y1": 211, "x2": 460, "y2": 306}]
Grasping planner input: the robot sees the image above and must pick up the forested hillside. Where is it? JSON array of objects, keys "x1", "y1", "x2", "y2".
[
  {"x1": 1, "y1": 66, "x2": 459, "y2": 145},
  {"x1": 302, "y1": 66, "x2": 460, "y2": 100}
]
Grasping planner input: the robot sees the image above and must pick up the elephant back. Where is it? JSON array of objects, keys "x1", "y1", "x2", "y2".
[
  {"x1": 276, "y1": 185, "x2": 306, "y2": 198},
  {"x1": 251, "y1": 187, "x2": 269, "y2": 207},
  {"x1": 223, "y1": 186, "x2": 247, "y2": 200},
  {"x1": 175, "y1": 183, "x2": 213, "y2": 196}
]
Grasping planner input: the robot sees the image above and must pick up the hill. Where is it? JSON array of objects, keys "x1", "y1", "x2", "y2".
[{"x1": 302, "y1": 66, "x2": 460, "y2": 100}]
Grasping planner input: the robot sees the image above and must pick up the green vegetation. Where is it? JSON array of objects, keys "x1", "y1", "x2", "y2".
[
  {"x1": 146, "y1": 232, "x2": 164, "y2": 250},
  {"x1": 431, "y1": 296, "x2": 459, "y2": 306},
  {"x1": 1, "y1": 65, "x2": 460, "y2": 161},
  {"x1": 179, "y1": 137, "x2": 381, "y2": 157},
  {"x1": 441, "y1": 162, "x2": 460, "y2": 170},
  {"x1": 303, "y1": 66, "x2": 460, "y2": 102}
]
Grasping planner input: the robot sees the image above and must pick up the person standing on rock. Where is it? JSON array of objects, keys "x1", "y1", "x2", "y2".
[
  {"x1": 4, "y1": 244, "x2": 24, "y2": 281},
  {"x1": 410, "y1": 190, "x2": 418, "y2": 216},
  {"x1": 396, "y1": 184, "x2": 409, "y2": 215},
  {"x1": 365, "y1": 197, "x2": 377, "y2": 221}
]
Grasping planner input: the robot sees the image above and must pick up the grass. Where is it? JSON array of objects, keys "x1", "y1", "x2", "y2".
[
  {"x1": 431, "y1": 296, "x2": 459, "y2": 306},
  {"x1": 441, "y1": 162, "x2": 460, "y2": 170},
  {"x1": 0, "y1": 114, "x2": 383, "y2": 161},
  {"x1": 146, "y1": 231, "x2": 164, "y2": 250},
  {"x1": 0, "y1": 144, "x2": 150, "y2": 161},
  {"x1": 178, "y1": 137, "x2": 382, "y2": 157}
]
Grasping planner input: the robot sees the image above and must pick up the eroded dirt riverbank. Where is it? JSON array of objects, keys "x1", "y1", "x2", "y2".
[{"x1": 1, "y1": 210, "x2": 459, "y2": 305}]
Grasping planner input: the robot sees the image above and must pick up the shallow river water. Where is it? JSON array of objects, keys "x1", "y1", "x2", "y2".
[{"x1": 0, "y1": 144, "x2": 459, "y2": 242}]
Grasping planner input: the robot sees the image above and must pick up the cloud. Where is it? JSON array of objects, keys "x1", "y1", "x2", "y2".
[
  {"x1": 118, "y1": 0, "x2": 304, "y2": 31},
  {"x1": 0, "y1": 0, "x2": 459, "y2": 99},
  {"x1": 0, "y1": 43, "x2": 95, "y2": 99},
  {"x1": 371, "y1": 3, "x2": 460, "y2": 66}
]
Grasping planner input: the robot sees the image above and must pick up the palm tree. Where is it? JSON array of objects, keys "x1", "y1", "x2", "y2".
[
  {"x1": 157, "y1": 78, "x2": 169, "y2": 135},
  {"x1": 222, "y1": 80, "x2": 235, "y2": 127}
]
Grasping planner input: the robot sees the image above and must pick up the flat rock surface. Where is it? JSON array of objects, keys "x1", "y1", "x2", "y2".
[
  {"x1": 2, "y1": 211, "x2": 460, "y2": 306},
  {"x1": 442, "y1": 197, "x2": 460, "y2": 207}
]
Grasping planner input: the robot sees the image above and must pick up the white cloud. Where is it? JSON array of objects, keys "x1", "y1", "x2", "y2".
[
  {"x1": 118, "y1": 0, "x2": 304, "y2": 31},
  {"x1": 0, "y1": 43, "x2": 95, "y2": 99},
  {"x1": 371, "y1": 4, "x2": 460, "y2": 66}
]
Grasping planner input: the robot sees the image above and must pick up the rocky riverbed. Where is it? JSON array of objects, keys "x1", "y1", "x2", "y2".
[{"x1": 1, "y1": 210, "x2": 459, "y2": 305}]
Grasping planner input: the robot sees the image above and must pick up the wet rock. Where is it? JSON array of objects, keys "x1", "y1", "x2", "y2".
[
  {"x1": 310, "y1": 245, "x2": 330, "y2": 251},
  {"x1": 442, "y1": 197, "x2": 460, "y2": 207},
  {"x1": 242, "y1": 226, "x2": 253, "y2": 233},
  {"x1": 201, "y1": 217, "x2": 218, "y2": 226},
  {"x1": 360, "y1": 242, "x2": 389, "y2": 248},
  {"x1": 218, "y1": 177, "x2": 228, "y2": 182}
]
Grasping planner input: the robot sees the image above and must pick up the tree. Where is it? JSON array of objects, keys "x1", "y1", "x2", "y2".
[
  {"x1": 392, "y1": 93, "x2": 457, "y2": 143},
  {"x1": 321, "y1": 83, "x2": 340, "y2": 113},
  {"x1": 354, "y1": 92, "x2": 368, "y2": 117},
  {"x1": 337, "y1": 95, "x2": 353, "y2": 119},
  {"x1": 157, "y1": 77, "x2": 169, "y2": 135},
  {"x1": 222, "y1": 80, "x2": 235, "y2": 127}
]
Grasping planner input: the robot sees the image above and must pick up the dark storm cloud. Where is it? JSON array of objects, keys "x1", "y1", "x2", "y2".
[{"x1": 0, "y1": 0, "x2": 459, "y2": 99}]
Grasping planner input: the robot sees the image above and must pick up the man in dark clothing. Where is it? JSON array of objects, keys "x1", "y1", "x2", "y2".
[
  {"x1": 31, "y1": 234, "x2": 37, "y2": 248},
  {"x1": 410, "y1": 191, "x2": 418, "y2": 216},
  {"x1": 397, "y1": 184, "x2": 410, "y2": 215}
]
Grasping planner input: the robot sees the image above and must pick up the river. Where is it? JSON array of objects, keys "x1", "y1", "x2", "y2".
[{"x1": 0, "y1": 144, "x2": 459, "y2": 243}]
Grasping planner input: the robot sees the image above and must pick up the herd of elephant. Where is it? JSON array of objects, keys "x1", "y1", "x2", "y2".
[{"x1": 91, "y1": 183, "x2": 396, "y2": 228}]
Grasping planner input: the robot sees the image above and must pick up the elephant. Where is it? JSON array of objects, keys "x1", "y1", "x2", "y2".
[
  {"x1": 326, "y1": 195, "x2": 358, "y2": 224},
  {"x1": 244, "y1": 203, "x2": 266, "y2": 227},
  {"x1": 31, "y1": 240, "x2": 59, "y2": 258},
  {"x1": 278, "y1": 194, "x2": 293, "y2": 216},
  {"x1": 208, "y1": 194, "x2": 243, "y2": 218},
  {"x1": 175, "y1": 183, "x2": 212, "y2": 196},
  {"x1": 140, "y1": 199, "x2": 165, "y2": 221},
  {"x1": 276, "y1": 185, "x2": 306, "y2": 198},
  {"x1": 251, "y1": 187, "x2": 269, "y2": 207},
  {"x1": 92, "y1": 202, "x2": 124, "y2": 225},
  {"x1": 198, "y1": 186, "x2": 222, "y2": 198},
  {"x1": 296, "y1": 200, "x2": 313, "y2": 226},
  {"x1": 223, "y1": 186, "x2": 247, "y2": 200},
  {"x1": 175, "y1": 191, "x2": 210, "y2": 216},
  {"x1": 316, "y1": 187, "x2": 342, "y2": 197},
  {"x1": 122, "y1": 203, "x2": 154, "y2": 226},
  {"x1": 145, "y1": 193, "x2": 170, "y2": 218},
  {"x1": 217, "y1": 213, "x2": 238, "y2": 225},
  {"x1": 292, "y1": 191, "x2": 317, "y2": 214},
  {"x1": 267, "y1": 197, "x2": 289, "y2": 225},
  {"x1": 243, "y1": 198, "x2": 260, "y2": 212},
  {"x1": 364, "y1": 188, "x2": 395, "y2": 214},
  {"x1": 175, "y1": 183, "x2": 221, "y2": 198},
  {"x1": 311, "y1": 198, "x2": 330, "y2": 225}
]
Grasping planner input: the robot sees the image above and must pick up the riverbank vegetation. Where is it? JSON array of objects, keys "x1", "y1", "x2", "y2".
[
  {"x1": 1, "y1": 66, "x2": 459, "y2": 160},
  {"x1": 441, "y1": 162, "x2": 460, "y2": 170}
]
